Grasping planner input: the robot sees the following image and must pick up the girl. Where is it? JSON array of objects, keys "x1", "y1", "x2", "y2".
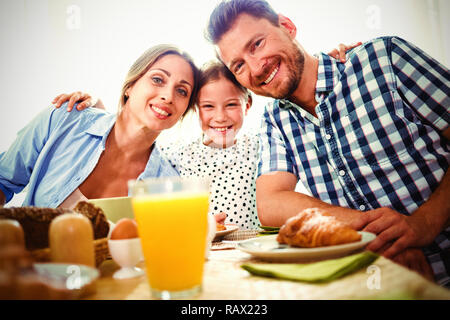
[
  {"x1": 160, "y1": 60, "x2": 260, "y2": 229},
  {"x1": 0, "y1": 44, "x2": 199, "y2": 208}
]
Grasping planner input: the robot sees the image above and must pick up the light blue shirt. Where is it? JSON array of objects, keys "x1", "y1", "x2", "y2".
[{"x1": 0, "y1": 103, "x2": 179, "y2": 207}]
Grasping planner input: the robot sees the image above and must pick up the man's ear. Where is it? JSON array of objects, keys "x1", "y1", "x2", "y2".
[{"x1": 278, "y1": 14, "x2": 297, "y2": 39}]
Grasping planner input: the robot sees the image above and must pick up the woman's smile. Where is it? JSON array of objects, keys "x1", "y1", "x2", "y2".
[{"x1": 149, "y1": 104, "x2": 172, "y2": 119}]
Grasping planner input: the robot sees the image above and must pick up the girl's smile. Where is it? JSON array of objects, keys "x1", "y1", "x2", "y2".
[{"x1": 197, "y1": 76, "x2": 251, "y2": 148}]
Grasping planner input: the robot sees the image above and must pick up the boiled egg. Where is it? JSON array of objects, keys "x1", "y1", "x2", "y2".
[{"x1": 110, "y1": 218, "x2": 139, "y2": 240}]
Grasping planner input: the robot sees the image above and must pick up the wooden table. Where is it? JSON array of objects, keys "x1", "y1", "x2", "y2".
[{"x1": 85, "y1": 240, "x2": 450, "y2": 300}]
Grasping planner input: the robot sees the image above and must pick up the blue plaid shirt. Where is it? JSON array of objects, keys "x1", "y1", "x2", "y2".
[{"x1": 257, "y1": 37, "x2": 450, "y2": 286}]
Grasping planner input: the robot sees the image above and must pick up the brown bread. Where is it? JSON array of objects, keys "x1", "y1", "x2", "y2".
[{"x1": 0, "y1": 202, "x2": 109, "y2": 250}]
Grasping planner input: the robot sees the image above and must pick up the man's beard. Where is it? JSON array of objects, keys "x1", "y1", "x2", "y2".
[
  {"x1": 274, "y1": 44, "x2": 305, "y2": 100},
  {"x1": 245, "y1": 43, "x2": 306, "y2": 100}
]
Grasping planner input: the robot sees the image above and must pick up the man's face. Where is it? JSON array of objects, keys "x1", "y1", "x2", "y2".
[{"x1": 216, "y1": 13, "x2": 304, "y2": 100}]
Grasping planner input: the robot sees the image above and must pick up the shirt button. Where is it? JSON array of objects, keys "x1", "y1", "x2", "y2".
[
  {"x1": 339, "y1": 170, "x2": 346, "y2": 177},
  {"x1": 325, "y1": 134, "x2": 332, "y2": 140},
  {"x1": 359, "y1": 205, "x2": 366, "y2": 211}
]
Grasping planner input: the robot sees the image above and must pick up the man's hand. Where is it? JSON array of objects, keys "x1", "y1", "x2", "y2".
[
  {"x1": 52, "y1": 91, "x2": 103, "y2": 111},
  {"x1": 391, "y1": 248, "x2": 435, "y2": 282},
  {"x1": 363, "y1": 207, "x2": 434, "y2": 259}
]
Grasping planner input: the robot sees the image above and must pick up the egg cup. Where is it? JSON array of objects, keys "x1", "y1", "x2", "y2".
[{"x1": 108, "y1": 238, "x2": 145, "y2": 279}]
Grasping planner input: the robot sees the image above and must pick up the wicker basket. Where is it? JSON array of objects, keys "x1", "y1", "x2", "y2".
[{"x1": 29, "y1": 238, "x2": 110, "y2": 267}]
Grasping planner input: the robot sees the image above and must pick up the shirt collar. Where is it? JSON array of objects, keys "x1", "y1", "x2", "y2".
[
  {"x1": 84, "y1": 111, "x2": 116, "y2": 136},
  {"x1": 137, "y1": 144, "x2": 179, "y2": 180},
  {"x1": 83, "y1": 110, "x2": 117, "y2": 148},
  {"x1": 277, "y1": 53, "x2": 343, "y2": 109},
  {"x1": 315, "y1": 52, "x2": 342, "y2": 93}
]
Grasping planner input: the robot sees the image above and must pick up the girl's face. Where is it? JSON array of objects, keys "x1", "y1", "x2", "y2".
[
  {"x1": 197, "y1": 76, "x2": 251, "y2": 148},
  {"x1": 125, "y1": 54, "x2": 194, "y2": 133}
]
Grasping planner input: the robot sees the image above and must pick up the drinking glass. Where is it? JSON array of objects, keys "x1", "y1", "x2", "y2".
[{"x1": 128, "y1": 177, "x2": 210, "y2": 299}]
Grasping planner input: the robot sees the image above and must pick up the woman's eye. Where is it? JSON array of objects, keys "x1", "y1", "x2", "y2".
[
  {"x1": 177, "y1": 88, "x2": 188, "y2": 97},
  {"x1": 152, "y1": 77, "x2": 163, "y2": 84}
]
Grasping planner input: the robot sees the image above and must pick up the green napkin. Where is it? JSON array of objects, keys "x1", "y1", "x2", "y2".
[
  {"x1": 241, "y1": 251, "x2": 378, "y2": 283},
  {"x1": 258, "y1": 225, "x2": 280, "y2": 235}
]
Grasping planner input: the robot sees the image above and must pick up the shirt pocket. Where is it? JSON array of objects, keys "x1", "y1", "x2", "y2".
[{"x1": 341, "y1": 90, "x2": 414, "y2": 168}]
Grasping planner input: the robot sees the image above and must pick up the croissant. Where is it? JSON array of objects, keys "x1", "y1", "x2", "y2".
[{"x1": 276, "y1": 208, "x2": 361, "y2": 247}]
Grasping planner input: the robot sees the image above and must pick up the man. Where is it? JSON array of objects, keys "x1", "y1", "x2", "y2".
[{"x1": 206, "y1": 0, "x2": 450, "y2": 286}]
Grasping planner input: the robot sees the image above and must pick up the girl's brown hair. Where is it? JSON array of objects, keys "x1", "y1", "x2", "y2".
[{"x1": 197, "y1": 60, "x2": 251, "y2": 104}]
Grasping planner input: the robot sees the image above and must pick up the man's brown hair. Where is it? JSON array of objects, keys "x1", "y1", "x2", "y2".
[{"x1": 205, "y1": 0, "x2": 279, "y2": 44}]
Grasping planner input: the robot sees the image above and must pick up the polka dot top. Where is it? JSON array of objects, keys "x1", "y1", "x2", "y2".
[{"x1": 159, "y1": 134, "x2": 260, "y2": 230}]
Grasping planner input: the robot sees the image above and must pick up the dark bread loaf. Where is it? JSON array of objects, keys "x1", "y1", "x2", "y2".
[
  {"x1": 72, "y1": 201, "x2": 110, "y2": 241},
  {"x1": 0, "y1": 202, "x2": 109, "y2": 250}
]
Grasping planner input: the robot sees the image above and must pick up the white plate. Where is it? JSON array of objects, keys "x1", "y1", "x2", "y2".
[
  {"x1": 33, "y1": 263, "x2": 100, "y2": 296},
  {"x1": 214, "y1": 224, "x2": 239, "y2": 241},
  {"x1": 237, "y1": 232, "x2": 376, "y2": 262}
]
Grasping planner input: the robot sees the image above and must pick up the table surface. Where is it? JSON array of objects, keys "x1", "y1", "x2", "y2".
[{"x1": 85, "y1": 233, "x2": 450, "y2": 300}]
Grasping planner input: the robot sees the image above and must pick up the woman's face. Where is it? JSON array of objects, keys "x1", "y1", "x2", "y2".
[
  {"x1": 197, "y1": 76, "x2": 250, "y2": 148},
  {"x1": 125, "y1": 54, "x2": 194, "y2": 133}
]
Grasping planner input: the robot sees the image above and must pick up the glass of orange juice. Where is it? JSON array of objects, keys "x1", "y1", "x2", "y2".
[{"x1": 128, "y1": 177, "x2": 210, "y2": 299}]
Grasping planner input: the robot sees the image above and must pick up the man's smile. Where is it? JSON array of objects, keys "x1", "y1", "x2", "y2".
[{"x1": 262, "y1": 62, "x2": 280, "y2": 85}]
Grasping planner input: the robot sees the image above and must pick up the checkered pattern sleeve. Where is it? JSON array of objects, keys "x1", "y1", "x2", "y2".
[
  {"x1": 391, "y1": 37, "x2": 450, "y2": 132},
  {"x1": 257, "y1": 102, "x2": 296, "y2": 178}
]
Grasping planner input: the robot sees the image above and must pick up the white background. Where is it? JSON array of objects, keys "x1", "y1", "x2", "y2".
[{"x1": 1, "y1": 0, "x2": 449, "y2": 206}]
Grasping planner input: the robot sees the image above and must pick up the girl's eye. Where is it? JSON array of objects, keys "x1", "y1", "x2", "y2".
[
  {"x1": 227, "y1": 103, "x2": 237, "y2": 107},
  {"x1": 201, "y1": 104, "x2": 213, "y2": 109}
]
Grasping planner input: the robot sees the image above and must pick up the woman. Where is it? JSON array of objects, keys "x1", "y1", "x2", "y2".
[{"x1": 0, "y1": 44, "x2": 199, "y2": 208}]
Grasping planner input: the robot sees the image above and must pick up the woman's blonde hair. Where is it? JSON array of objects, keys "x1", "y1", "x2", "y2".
[{"x1": 119, "y1": 44, "x2": 199, "y2": 118}]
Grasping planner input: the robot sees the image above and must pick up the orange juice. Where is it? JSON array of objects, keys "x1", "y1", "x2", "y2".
[{"x1": 132, "y1": 192, "x2": 209, "y2": 292}]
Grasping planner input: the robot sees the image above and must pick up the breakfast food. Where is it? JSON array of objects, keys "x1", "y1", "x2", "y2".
[
  {"x1": 0, "y1": 219, "x2": 25, "y2": 249},
  {"x1": 110, "y1": 218, "x2": 139, "y2": 240},
  {"x1": 49, "y1": 213, "x2": 95, "y2": 267},
  {"x1": 73, "y1": 201, "x2": 110, "y2": 239},
  {"x1": 216, "y1": 223, "x2": 226, "y2": 232},
  {"x1": 0, "y1": 201, "x2": 109, "y2": 250},
  {"x1": 0, "y1": 245, "x2": 88, "y2": 299},
  {"x1": 277, "y1": 208, "x2": 361, "y2": 247}
]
